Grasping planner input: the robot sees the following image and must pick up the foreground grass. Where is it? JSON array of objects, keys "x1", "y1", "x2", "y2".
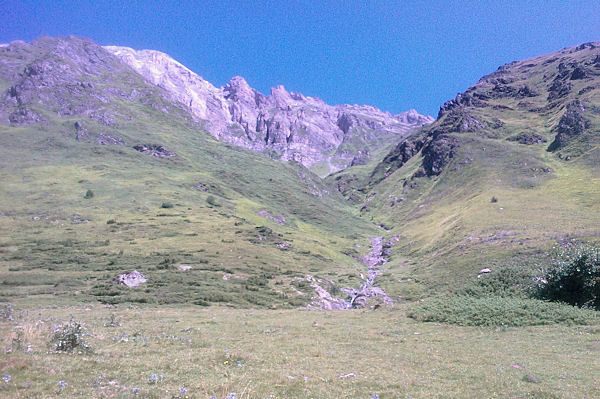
[{"x1": 1, "y1": 304, "x2": 599, "y2": 398}]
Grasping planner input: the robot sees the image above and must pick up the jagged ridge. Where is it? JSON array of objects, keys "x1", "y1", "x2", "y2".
[{"x1": 105, "y1": 45, "x2": 433, "y2": 175}]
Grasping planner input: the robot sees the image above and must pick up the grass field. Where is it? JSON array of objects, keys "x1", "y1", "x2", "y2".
[{"x1": 1, "y1": 303, "x2": 599, "y2": 399}]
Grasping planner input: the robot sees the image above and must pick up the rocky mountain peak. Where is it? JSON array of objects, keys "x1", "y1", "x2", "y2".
[
  {"x1": 105, "y1": 45, "x2": 433, "y2": 174},
  {"x1": 270, "y1": 84, "x2": 294, "y2": 106},
  {"x1": 104, "y1": 45, "x2": 433, "y2": 174},
  {"x1": 0, "y1": 39, "x2": 433, "y2": 176},
  {"x1": 226, "y1": 76, "x2": 252, "y2": 93}
]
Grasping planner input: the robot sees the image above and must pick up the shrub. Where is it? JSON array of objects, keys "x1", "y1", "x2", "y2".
[
  {"x1": 534, "y1": 243, "x2": 600, "y2": 309},
  {"x1": 461, "y1": 266, "x2": 534, "y2": 298},
  {"x1": 490, "y1": 196, "x2": 498, "y2": 203},
  {"x1": 206, "y1": 195, "x2": 219, "y2": 207},
  {"x1": 84, "y1": 189, "x2": 94, "y2": 199},
  {"x1": 408, "y1": 295, "x2": 597, "y2": 327},
  {"x1": 157, "y1": 257, "x2": 176, "y2": 270},
  {"x1": 50, "y1": 319, "x2": 93, "y2": 353},
  {"x1": 0, "y1": 303, "x2": 14, "y2": 321},
  {"x1": 160, "y1": 202, "x2": 173, "y2": 209},
  {"x1": 104, "y1": 313, "x2": 121, "y2": 327},
  {"x1": 106, "y1": 219, "x2": 116, "y2": 225}
]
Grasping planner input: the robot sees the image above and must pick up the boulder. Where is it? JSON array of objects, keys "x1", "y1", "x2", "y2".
[{"x1": 117, "y1": 270, "x2": 147, "y2": 287}]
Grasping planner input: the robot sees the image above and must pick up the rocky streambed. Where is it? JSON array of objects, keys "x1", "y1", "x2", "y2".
[{"x1": 306, "y1": 236, "x2": 394, "y2": 310}]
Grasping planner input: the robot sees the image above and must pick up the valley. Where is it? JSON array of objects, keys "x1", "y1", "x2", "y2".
[{"x1": 0, "y1": 36, "x2": 599, "y2": 398}]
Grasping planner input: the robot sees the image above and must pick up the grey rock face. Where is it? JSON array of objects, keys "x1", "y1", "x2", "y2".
[
  {"x1": 106, "y1": 46, "x2": 433, "y2": 175},
  {"x1": 548, "y1": 99, "x2": 591, "y2": 151}
]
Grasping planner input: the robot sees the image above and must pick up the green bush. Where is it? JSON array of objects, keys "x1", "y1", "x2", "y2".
[
  {"x1": 534, "y1": 243, "x2": 600, "y2": 309},
  {"x1": 206, "y1": 195, "x2": 219, "y2": 207},
  {"x1": 50, "y1": 319, "x2": 93, "y2": 353},
  {"x1": 84, "y1": 189, "x2": 94, "y2": 199},
  {"x1": 160, "y1": 202, "x2": 173, "y2": 209},
  {"x1": 408, "y1": 295, "x2": 598, "y2": 327},
  {"x1": 461, "y1": 266, "x2": 534, "y2": 298},
  {"x1": 0, "y1": 303, "x2": 14, "y2": 321}
]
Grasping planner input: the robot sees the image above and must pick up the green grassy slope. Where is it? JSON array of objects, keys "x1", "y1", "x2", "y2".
[
  {"x1": 330, "y1": 42, "x2": 600, "y2": 299},
  {"x1": 0, "y1": 37, "x2": 378, "y2": 307}
]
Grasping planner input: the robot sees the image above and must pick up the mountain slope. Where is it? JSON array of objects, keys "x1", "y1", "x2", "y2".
[
  {"x1": 0, "y1": 36, "x2": 383, "y2": 307},
  {"x1": 105, "y1": 45, "x2": 433, "y2": 176},
  {"x1": 330, "y1": 42, "x2": 600, "y2": 298}
]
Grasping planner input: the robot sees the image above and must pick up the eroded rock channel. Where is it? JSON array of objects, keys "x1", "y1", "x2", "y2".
[{"x1": 307, "y1": 236, "x2": 394, "y2": 310}]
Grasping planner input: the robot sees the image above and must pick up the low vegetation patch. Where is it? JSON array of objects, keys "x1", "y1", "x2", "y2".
[
  {"x1": 408, "y1": 295, "x2": 598, "y2": 327},
  {"x1": 461, "y1": 264, "x2": 536, "y2": 298},
  {"x1": 50, "y1": 319, "x2": 93, "y2": 353},
  {"x1": 206, "y1": 195, "x2": 220, "y2": 207},
  {"x1": 84, "y1": 189, "x2": 94, "y2": 199}
]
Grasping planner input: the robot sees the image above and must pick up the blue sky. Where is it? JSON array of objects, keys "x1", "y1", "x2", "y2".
[{"x1": 1, "y1": 1, "x2": 599, "y2": 116}]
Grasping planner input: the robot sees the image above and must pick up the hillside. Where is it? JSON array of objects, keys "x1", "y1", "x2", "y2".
[
  {"x1": 0, "y1": 36, "x2": 388, "y2": 308},
  {"x1": 329, "y1": 42, "x2": 600, "y2": 298},
  {"x1": 1, "y1": 37, "x2": 599, "y2": 308}
]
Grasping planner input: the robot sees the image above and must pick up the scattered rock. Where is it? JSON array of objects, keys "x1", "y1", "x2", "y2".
[
  {"x1": 96, "y1": 133, "x2": 125, "y2": 145},
  {"x1": 506, "y1": 132, "x2": 547, "y2": 145},
  {"x1": 257, "y1": 210, "x2": 286, "y2": 225},
  {"x1": 194, "y1": 183, "x2": 209, "y2": 192},
  {"x1": 178, "y1": 265, "x2": 192, "y2": 271},
  {"x1": 523, "y1": 374, "x2": 539, "y2": 384},
  {"x1": 477, "y1": 268, "x2": 492, "y2": 278},
  {"x1": 89, "y1": 110, "x2": 116, "y2": 126},
  {"x1": 9, "y1": 107, "x2": 44, "y2": 125},
  {"x1": 117, "y1": 270, "x2": 147, "y2": 287},
  {"x1": 72, "y1": 214, "x2": 88, "y2": 223},
  {"x1": 133, "y1": 144, "x2": 176, "y2": 157},
  {"x1": 344, "y1": 236, "x2": 394, "y2": 309},
  {"x1": 531, "y1": 167, "x2": 553, "y2": 174},
  {"x1": 516, "y1": 85, "x2": 539, "y2": 98},
  {"x1": 578, "y1": 85, "x2": 596, "y2": 95},
  {"x1": 305, "y1": 275, "x2": 349, "y2": 310}
]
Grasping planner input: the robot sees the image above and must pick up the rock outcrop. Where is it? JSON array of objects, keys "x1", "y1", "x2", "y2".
[
  {"x1": 367, "y1": 41, "x2": 600, "y2": 187},
  {"x1": 117, "y1": 270, "x2": 147, "y2": 287},
  {"x1": 548, "y1": 99, "x2": 591, "y2": 151},
  {"x1": 106, "y1": 46, "x2": 433, "y2": 175}
]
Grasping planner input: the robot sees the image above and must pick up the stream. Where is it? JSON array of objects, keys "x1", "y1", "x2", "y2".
[{"x1": 306, "y1": 236, "x2": 394, "y2": 310}]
